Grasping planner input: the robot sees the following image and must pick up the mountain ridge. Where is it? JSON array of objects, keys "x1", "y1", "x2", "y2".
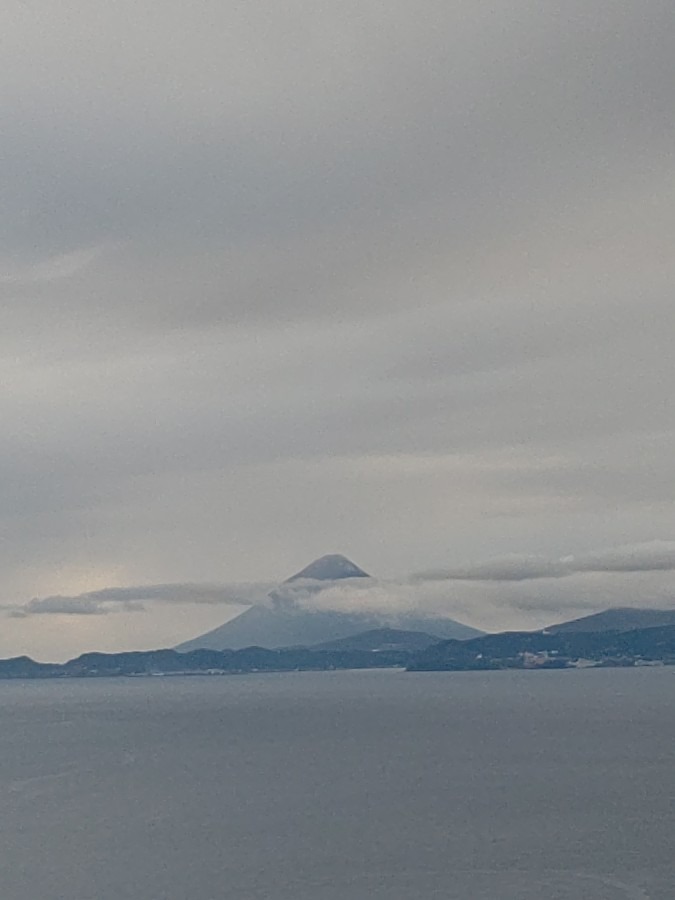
[
  {"x1": 310, "y1": 627, "x2": 442, "y2": 653},
  {"x1": 408, "y1": 622, "x2": 675, "y2": 671},
  {"x1": 545, "y1": 607, "x2": 675, "y2": 634},
  {"x1": 5, "y1": 621, "x2": 675, "y2": 678}
]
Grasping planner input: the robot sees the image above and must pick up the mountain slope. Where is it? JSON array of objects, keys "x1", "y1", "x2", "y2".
[
  {"x1": 176, "y1": 605, "x2": 482, "y2": 651},
  {"x1": 176, "y1": 555, "x2": 482, "y2": 651},
  {"x1": 311, "y1": 627, "x2": 442, "y2": 652},
  {"x1": 546, "y1": 607, "x2": 675, "y2": 634}
]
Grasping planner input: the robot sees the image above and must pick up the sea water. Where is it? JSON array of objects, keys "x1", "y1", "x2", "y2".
[{"x1": 0, "y1": 667, "x2": 673, "y2": 899}]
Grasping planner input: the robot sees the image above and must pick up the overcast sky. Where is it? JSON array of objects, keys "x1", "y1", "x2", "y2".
[{"x1": 2, "y1": 1, "x2": 674, "y2": 660}]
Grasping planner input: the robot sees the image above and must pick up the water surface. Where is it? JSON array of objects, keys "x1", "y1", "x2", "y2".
[{"x1": 0, "y1": 667, "x2": 673, "y2": 899}]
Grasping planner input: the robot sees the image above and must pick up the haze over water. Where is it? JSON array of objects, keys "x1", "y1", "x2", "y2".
[{"x1": 1, "y1": 668, "x2": 673, "y2": 899}]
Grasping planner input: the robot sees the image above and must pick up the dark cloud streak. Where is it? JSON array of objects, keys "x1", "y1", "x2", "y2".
[{"x1": 413, "y1": 542, "x2": 675, "y2": 583}]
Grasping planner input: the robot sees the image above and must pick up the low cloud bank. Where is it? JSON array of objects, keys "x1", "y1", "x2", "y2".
[
  {"x1": 413, "y1": 541, "x2": 675, "y2": 583},
  {"x1": 7, "y1": 541, "x2": 675, "y2": 633},
  {"x1": 296, "y1": 542, "x2": 675, "y2": 630},
  {"x1": 8, "y1": 582, "x2": 272, "y2": 619}
]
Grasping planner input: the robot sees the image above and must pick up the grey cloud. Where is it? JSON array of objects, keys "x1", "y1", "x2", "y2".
[
  {"x1": 8, "y1": 597, "x2": 112, "y2": 618},
  {"x1": 14, "y1": 541, "x2": 675, "y2": 624},
  {"x1": 288, "y1": 567, "x2": 675, "y2": 634},
  {"x1": 415, "y1": 556, "x2": 573, "y2": 583},
  {"x1": 413, "y1": 542, "x2": 675, "y2": 583},
  {"x1": 9, "y1": 582, "x2": 271, "y2": 619},
  {"x1": 266, "y1": 541, "x2": 675, "y2": 629},
  {"x1": 574, "y1": 542, "x2": 675, "y2": 575},
  {"x1": 2, "y1": 3, "x2": 674, "y2": 295}
]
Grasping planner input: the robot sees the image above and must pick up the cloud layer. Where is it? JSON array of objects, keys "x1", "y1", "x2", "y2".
[{"x1": 8, "y1": 582, "x2": 271, "y2": 618}]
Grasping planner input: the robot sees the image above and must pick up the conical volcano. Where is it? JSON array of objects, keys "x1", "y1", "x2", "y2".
[
  {"x1": 285, "y1": 554, "x2": 370, "y2": 582},
  {"x1": 176, "y1": 555, "x2": 481, "y2": 651}
]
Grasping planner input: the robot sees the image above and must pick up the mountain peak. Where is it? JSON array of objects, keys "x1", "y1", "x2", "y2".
[{"x1": 285, "y1": 554, "x2": 370, "y2": 583}]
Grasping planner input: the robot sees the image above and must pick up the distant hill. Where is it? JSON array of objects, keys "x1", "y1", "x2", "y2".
[
  {"x1": 408, "y1": 623, "x2": 675, "y2": 671},
  {"x1": 546, "y1": 607, "x2": 675, "y2": 634},
  {"x1": 176, "y1": 554, "x2": 482, "y2": 651},
  {"x1": 311, "y1": 627, "x2": 442, "y2": 653},
  {"x1": 0, "y1": 645, "x2": 413, "y2": 680},
  {"x1": 5, "y1": 622, "x2": 675, "y2": 680}
]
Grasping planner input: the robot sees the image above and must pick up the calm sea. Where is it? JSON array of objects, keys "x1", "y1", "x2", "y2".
[{"x1": 0, "y1": 667, "x2": 673, "y2": 899}]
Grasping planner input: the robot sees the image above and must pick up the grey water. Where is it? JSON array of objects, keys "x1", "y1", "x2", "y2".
[{"x1": 1, "y1": 668, "x2": 674, "y2": 899}]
